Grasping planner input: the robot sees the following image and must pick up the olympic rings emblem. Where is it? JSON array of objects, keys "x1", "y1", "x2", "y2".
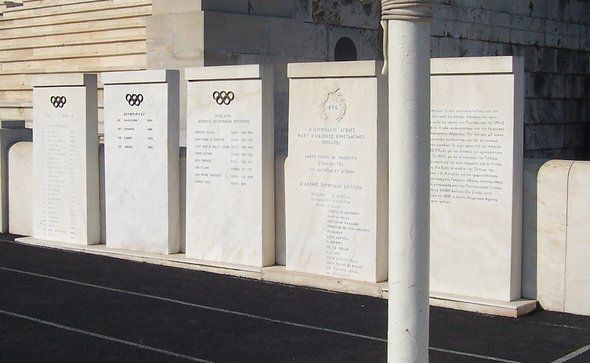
[
  {"x1": 50, "y1": 96, "x2": 67, "y2": 108},
  {"x1": 126, "y1": 93, "x2": 144, "y2": 106},
  {"x1": 212, "y1": 91, "x2": 235, "y2": 105}
]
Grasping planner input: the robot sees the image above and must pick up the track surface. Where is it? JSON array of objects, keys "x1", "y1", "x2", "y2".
[{"x1": 0, "y1": 237, "x2": 589, "y2": 362}]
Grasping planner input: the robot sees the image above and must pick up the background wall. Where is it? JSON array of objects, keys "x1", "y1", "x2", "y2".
[
  {"x1": 0, "y1": 0, "x2": 588, "y2": 158},
  {"x1": 430, "y1": 0, "x2": 590, "y2": 159}
]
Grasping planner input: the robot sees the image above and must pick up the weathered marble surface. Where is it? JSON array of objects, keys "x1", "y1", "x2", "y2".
[
  {"x1": 32, "y1": 74, "x2": 100, "y2": 245},
  {"x1": 185, "y1": 65, "x2": 275, "y2": 267},
  {"x1": 430, "y1": 57, "x2": 524, "y2": 301},
  {"x1": 274, "y1": 152, "x2": 287, "y2": 266},
  {"x1": 535, "y1": 160, "x2": 572, "y2": 310},
  {"x1": 0, "y1": 122, "x2": 32, "y2": 233},
  {"x1": 8, "y1": 141, "x2": 33, "y2": 236},
  {"x1": 103, "y1": 70, "x2": 180, "y2": 254},
  {"x1": 285, "y1": 61, "x2": 387, "y2": 283},
  {"x1": 564, "y1": 162, "x2": 590, "y2": 316},
  {"x1": 521, "y1": 158, "x2": 548, "y2": 300}
]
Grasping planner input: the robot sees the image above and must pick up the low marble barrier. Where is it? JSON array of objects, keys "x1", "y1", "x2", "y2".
[
  {"x1": 8, "y1": 141, "x2": 32, "y2": 236},
  {"x1": 525, "y1": 160, "x2": 590, "y2": 316}
]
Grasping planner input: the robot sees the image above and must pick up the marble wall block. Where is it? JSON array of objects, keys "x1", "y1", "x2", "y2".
[
  {"x1": 564, "y1": 162, "x2": 590, "y2": 316},
  {"x1": 185, "y1": 65, "x2": 275, "y2": 267},
  {"x1": 0, "y1": 122, "x2": 32, "y2": 233},
  {"x1": 534, "y1": 160, "x2": 572, "y2": 309},
  {"x1": 430, "y1": 57, "x2": 524, "y2": 301},
  {"x1": 274, "y1": 151, "x2": 287, "y2": 266},
  {"x1": 32, "y1": 74, "x2": 100, "y2": 245},
  {"x1": 103, "y1": 70, "x2": 180, "y2": 254},
  {"x1": 8, "y1": 141, "x2": 33, "y2": 236},
  {"x1": 285, "y1": 61, "x2": 388, "y2": 283},
  {"x1": 521, "y1": 158, "x2": 548, "y2": 299},
  {"x1": 180, "y1": 146, "x2": 186, "y2": 253}
]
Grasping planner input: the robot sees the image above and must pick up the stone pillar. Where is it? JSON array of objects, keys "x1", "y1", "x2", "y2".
[{"x1": 381, "y1": 1, "x2": 432, "y2": 362}]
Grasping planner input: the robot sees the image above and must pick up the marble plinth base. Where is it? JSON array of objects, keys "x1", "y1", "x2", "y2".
[
  {"x1": 428, "y1": 292, "x2": 537, "y2": 318},
  {"x1": 15, "y1": 237, "x2": 261, "y2": 278},
  {"x1": 13, "y1": 236, "x2": 537, "y2": 317}
]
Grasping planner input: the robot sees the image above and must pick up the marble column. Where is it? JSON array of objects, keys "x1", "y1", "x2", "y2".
[{"x1": 381, "y1": 1, "x2": 432, "y2": 362}]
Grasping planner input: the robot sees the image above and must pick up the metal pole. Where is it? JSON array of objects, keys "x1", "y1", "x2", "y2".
[{"x1": 381, "y1": 1, "x2": 432, "y2": 362}]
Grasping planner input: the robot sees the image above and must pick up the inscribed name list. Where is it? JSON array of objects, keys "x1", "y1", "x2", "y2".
[
  {"x1": 32, "y1": 85, "x2": 99, "y2": 244},
  {"x1": 186, "y1": 78, "x2": 274, "y2": 267},
  {"x1": 286, "y1": 77, "x2": 385, "y2": 283}
]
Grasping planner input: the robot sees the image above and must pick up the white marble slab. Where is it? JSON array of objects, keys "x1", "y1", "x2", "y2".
[
  {"x1": 535, "y1": 160, "x2": 572, "y2": 311},
  {"x1": 521, "y1": 159, "x2": 548, "y2": 300},
  {"x1": 0, "y1": 122, "x2": 32, "y2": 233},
  {"x1": 275, "y1": 152, "x2": 287, "y2": 266},
  {"x1": 430, "y1": 56, "x2": 524, "y2": 301},
  {"x1": 285, "y1": 61, "x2": 387, "y2": 283},
  {"x1": 32, "y1": 75, "x2": 100, "y2": 245},
  {"x1": 8, "y1": 141, "x2": 33, "y2": 236},
  {"x1": 564, "y1": 161, "x2": 590, "y2": 316},
  {"x1": 103, "y1": 70, "x2": 180, "y2": 254},
  {"x1": 185, "y1": 65, "x2": 275, "y2": 267}
]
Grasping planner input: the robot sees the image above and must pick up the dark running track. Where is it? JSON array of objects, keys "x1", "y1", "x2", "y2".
[{"x1": 0, "y1": 235, "x2": 589, "y2": 362}]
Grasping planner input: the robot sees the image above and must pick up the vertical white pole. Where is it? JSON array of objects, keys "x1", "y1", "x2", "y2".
[{"x1": 385, "y1": 3, "x2": 432, "y2": 362}]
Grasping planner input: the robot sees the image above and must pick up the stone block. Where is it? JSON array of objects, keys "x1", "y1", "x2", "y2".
[
  {"x1": 536, "y1": 160, "x2": 573, "y2": 311},
  {"x1": 564, "y1": 161, "x2": 590, "y2": 315},
  {"x1": 179, "y1": 146, "x2": 186, "y2": 253},
  {"x1": 565, "y1": 124, "x2": 587, "y2": 148},
  {"x1": 8, "y1": 141, "x2": 32, "y2": 236},
  {"x1": 103, "y1": 70, "x2": 180, "y2": 254},
  {"x1": 285, "y1": 61, "x2": 388, "y2": 283},
  {"x1": 248, "y1": 0, "x2": 310, "y2": 20},
  {"x1": 185, "y1": 65, "x2": 275, "y2": 267},
  {"x1": 0, "y1": 123, "x2": 31, "y2": 233},
  {"x1": 275, "y1": 151, "x2": 286, "y2": 266},
  {"x1": 32, "y1": 74, "x2": 100, "y2": 245},
  {"x1": 204, "y1": 12, "x2": 270, "y2": 54},
  {"x1": 521, "y1": 159, "x2": 547, "y2": 299},
  {"x1": 524, "y1": 124, "x2": 564, "y2": 150},
  {"x1": 201, "y1": 0, "x2": 249, "y2": 14},
  {"x1": 430, "y1": 56, "x2": 524, "y2": 301}
]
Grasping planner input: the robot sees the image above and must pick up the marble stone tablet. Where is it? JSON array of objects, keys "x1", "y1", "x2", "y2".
[
  {"x1": 185, "y1": 65, "x2": 275, "y2": 267},
  {"x1": 32, "y1": 74, "x2": 100, "y2": 245},
  {"x1": 285, "y1": 61, "x2": 387, "y2": 283},
  {"x1": 103, "y1": 70, "x2": 180, "y2": 254},
  {"x1": 8, "y1": 141, "x2": 33, "y2": 236},
  {"x1": 0, "y1": 122, "x2": 32, "y2": 233},
  {"x1": 430, "y1": 56, "x2": 524, "y2": 301}
]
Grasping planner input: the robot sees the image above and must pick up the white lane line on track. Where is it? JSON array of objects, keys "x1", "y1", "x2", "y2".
[
  {"x1": 0, "y1": 309, "x2": 211, "y2": 362},
  {"x1": 430, "y1": 347, "x2": 522, "y2": 362},
  {"x1": 0, "y1": 265, "x2": 522, "y2": 362},
  {"x1": 552, "y1": 343, "x2": 590, "y2": 363},
  {"x1": 0, "y1": 266, "x2": 386, "y2": 343}
]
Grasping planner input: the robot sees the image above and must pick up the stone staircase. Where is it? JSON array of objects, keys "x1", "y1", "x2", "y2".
[{"x1": 0, "y1": 0, "x2": 152, "y2": 124}]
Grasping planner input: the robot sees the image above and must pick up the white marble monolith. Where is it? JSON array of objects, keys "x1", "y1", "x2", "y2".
[
  {"x1": 429, "y1": 56, "x2": 524, "y2": 302},
  {"x1": 184, "y1": 65, "x2": 275, "y2": 267},
  {"x1": 0, "y1": 122, "x2": 32, "y2": 233},
  {"x1": 102, "y1": 70, "x2": 180, "y2": 254},
  {"x1": 285, "y1": 61, "x2": 388, "y2": 283},
  {"x1": 32, "y1": 74, "x2": 100, "y2": 245},
  {"x1": 8, "y1": 141, "x2": 33, "y2": 236}
]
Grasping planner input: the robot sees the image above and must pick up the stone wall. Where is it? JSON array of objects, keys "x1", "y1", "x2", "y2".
[
  {"x1": 430, "y1": 0, "x2": 590, "y2": 159},
  {"x1": 199, "y1": 0, "x2": 383, "y2": 153},
  {"x1": 196, "y1": 0, "x2": 590, "y2": 158},
  {"x1": 0, "y1": 0, "x2": 588, "y2": 158}
]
